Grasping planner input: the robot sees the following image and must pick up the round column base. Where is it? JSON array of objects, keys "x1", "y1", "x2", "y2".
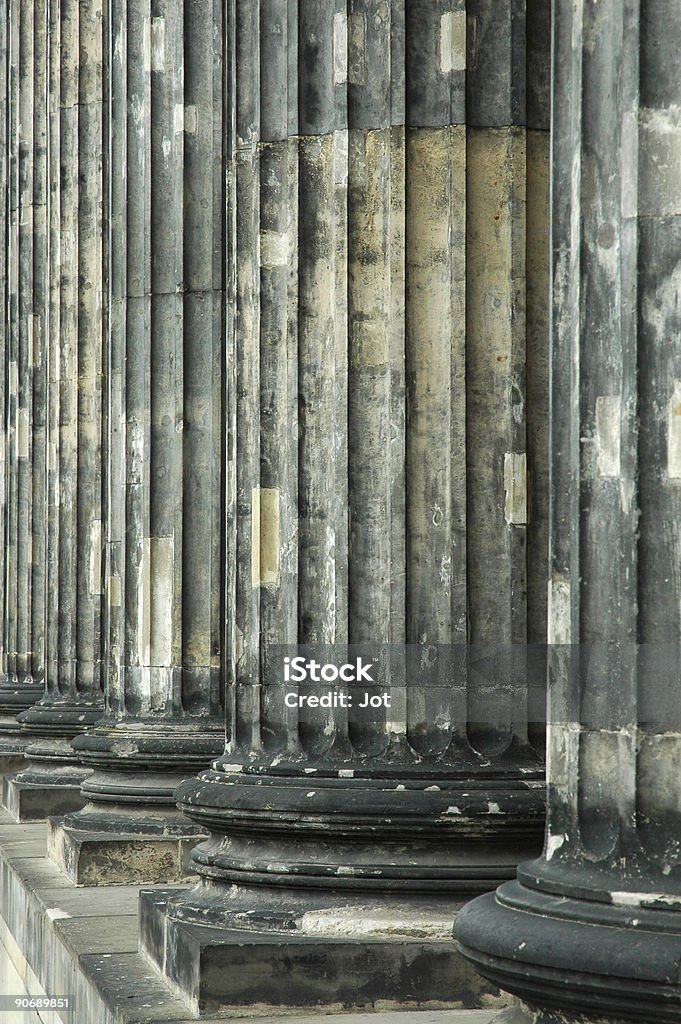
[
  {"x1": 176, "y1": 764, "x2": 546, "y2": 896},
  {"x1": 0, "y1": 681, "x2": 49, "y2": 765},
  {"x1": 455, "y1": 876, "x2": 681, "y2": 1022}
]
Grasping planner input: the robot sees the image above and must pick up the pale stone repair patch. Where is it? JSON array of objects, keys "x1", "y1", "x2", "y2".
[
  {"x1": 150, "y1": 537, "x2": 174, "y2": 667},
  {"x1": 503, "y1": 452, "x2": 527, "y2": 525},
  {"x1": 260, "y1": 231, "x2": 289, "y2": 269},
  {"x1": 333, "y1": 12, "x2": 348, "y2": 84},
  {"x1": 89, "y1": 519, "x2": 102, "y2": 596},
  {"x1": 18, "y1": 411, "x2": 29, "y2": 460},
  {"x1": 108, "y1": 574, "x2": 121, "y2": 608},
  {"x1": 548, "y1": 575, "x2": 571, "y2": 645},
  {"x1": 639, "y1": 106, "x2": 681, "y2": 217},
  {"x1": 297, "y1": 907, "x2": 453, "y2": 940},
  {"x1": 595, "y1": 395, "x2": 620, "y2": 477},
  {"x1": 150, "y1": 17, "x2": 165, "y2": 72},
  {"x1": 252, "y1": 487, "x2": 281, "y2": 587},
  {"x1": 667, "y1": 381, "x2": 681, "y2": 478},
  {"x1": 440, "y1": 11, "x2": 466, "y2": 73},
  {"x1": 334, "y1": 129, "x2": 349, "y2": 186}
]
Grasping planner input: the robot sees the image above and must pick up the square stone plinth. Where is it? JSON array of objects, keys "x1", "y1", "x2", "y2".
[
  {"x1": 47, "y1": 818, "x2": 200, "y2": 886},
  {"x1": 3, "y1": 776, "x2": 88, "y2": 822},
  {"x1": 140, "y1": 888, "x2": 505, "y2": 1017}
]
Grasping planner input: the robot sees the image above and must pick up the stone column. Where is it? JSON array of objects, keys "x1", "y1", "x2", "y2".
[
  {"x1": 141, "y1": 2, "x2": 551, "y2": 1014},
  {"x1": 3, "y1": 0, "x2": 108, "y2": 821},
  {"x1": 48, "y1": 0, "x2": 225, "y2": 885},
  {"x1": 455, "y1": 3, "x2": 681, "y2": 1022},
  {"x1": 0, "y1": 0, "x2": 45, "y2": 769}
]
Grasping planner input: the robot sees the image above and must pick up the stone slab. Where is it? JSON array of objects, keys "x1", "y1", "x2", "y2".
[
  {"x1": 47, "y1": 817, "x2": 199, "y2": 886},
  {"x1": 53, "y1": 914, "x2": 139, "y2": 957},
  {"x1": 0, "y1": 810, "x2": 506, "y2": 1024},
  {"x1": 0, "y1": 754, "x2": 30, "y2": 774},
  {"x1": 140, "y1": 888, "x2": 506, "y2": 1018},
  {"x1": 10, "y1": 857, "x2": 75, "y2": 890},
  {"x1": 3, "y1": 776, "x2": 87, "y2": 822},
  {"x1": 172, "y1": 1015, "x2": 501, "y2": 1024}
]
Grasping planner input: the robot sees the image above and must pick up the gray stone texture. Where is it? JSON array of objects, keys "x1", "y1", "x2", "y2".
[
  {"x1": 456, "y1": 2, "x2": 681, "y2": 1021},
  {"x1": 0, "y1": 0, "x2": 557, "y2": 1015}
]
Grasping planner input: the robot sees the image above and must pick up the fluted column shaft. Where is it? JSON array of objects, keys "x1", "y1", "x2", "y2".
[
  {"x1": 456, "y1": 3, "x2": 681, "y2": 1021},
  {"x1": 4, "y1": 0, "x2": 108, "y2": 821},
  {"x1": 181, "y1": 0, "x2": 548, "y2": 892},
  {"x1": 0, "y1": 0, "x2": 45, "y2": 765},
  {"x1": 142, "y1": 2, "x2": 552, "y2": 1012},
  {"x1": 49, "y1": 0, "x2": 225, "y2": 884}
]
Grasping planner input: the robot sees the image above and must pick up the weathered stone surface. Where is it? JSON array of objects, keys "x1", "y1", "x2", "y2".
[
  {"x1": 3, "y1": 769, "x2": 88, "y2": 823},
  {"x1": 141, "y1": 887, "x2": 505, "y2": 1017},
  {"x1": 47, "y1": 0, "x2": 225, "y2": 878},
  {"x1": 0, "y1": 0, "x2": 558, "y2": 1016},
  {"x1": 455, "y1": 2, "x2": 681, "y2": 1021},
  {"x1": 149, "y1": 2, "x2": 550, "y2": 1009},
  {"x1": 48, "y1": 815, "x2": 200, "y2": 887}
]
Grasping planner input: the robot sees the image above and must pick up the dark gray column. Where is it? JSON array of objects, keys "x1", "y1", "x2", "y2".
[
  {"x1": 456, "y1": 3, "x2": 681, "y2": 1021},
  {"x1": 141, "y1": 2, "x2": 551, "y2": 1013},
  {"x1": 0, "y1": 0, "x2": 45, "y2": 769},
  {"x1": 3, "y1": 0, "x2": 108, "y2": 822},
  {"x1": 48, "y1": 0, "x2": 225, "y2": 885}
]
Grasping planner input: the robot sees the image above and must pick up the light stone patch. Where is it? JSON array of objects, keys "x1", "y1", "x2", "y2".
[
  {"x1": 137, "y1": 539, "x2": 151, "y2": 666},
  {"x1": 548, "y1": 575, "x2": 571, "y2": 645},
  {"x1": 143, "y1": 17, "x2": 152, "y2": 72},
  {"x1": 333, "y1": 12, "x2": 348, "y2": 84},
  {"x1": 151, "y1": 17, "x2": 165, "y2": 71},
  {"x1": 18, "y1": 411, "x2": 29, "y2": 460},
  {"x1": 440, "y1": 11, "x2": 466, "y2": 73},
  {"x1": 252, "y1": 487, "x2": 281, "y2": 587},
  {"x1": 595, "y1": 395, "x2": 620, "y2": 477},
  {"x1": 89, "y1": 519, "x2": 102, "y2": 596},
  {"x1": 639, "y1": 106, "x2": 681, "y2": 217},
  {"x1": 297, "y1": 908, "x2": 453, "y2": 940},
  {"x1": 109, "y1": 575, "x2": 121, "y2": 608},
  {"x1": 259, "y1": 230, "x2": 289, "y2": 268},
  {"x1": 667, "y1": 381, "x2": 681, "y2": 478},
  {"x1": 150, "y1": 537, "x2": 174, "y2": 666},
  {"x1": 503, "y1": 452, "x2": 527, "y2": 525},
  {"x1": 334, "y1": 129, "x2": 349, "y2": 186}
]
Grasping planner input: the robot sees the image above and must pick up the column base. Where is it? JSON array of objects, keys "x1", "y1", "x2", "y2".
[
  {"x1": 3, "y1": 765, "x2": 90, "y2": 821},
  {"x1": 1, "y1": 696, "x2": 107, "y2": 821},
  {"x1": 175, "y1": 762, "x2": 545, "y2": 893},
  {"x1": 47, "y1": 769, "x2": 209, "y2": 885},
  {"x1": 454, "y1": 875, "x2": 681, "y2": 1023},
  {"x1": 141, "y1": 885, "x2": 507, "y2": 1016},
  {"x1": 0, "y1": 680, "x2": 48, "y2": 769},
  {"x1": 44, "y1": 717, "x2": 224, "y2": 884}
]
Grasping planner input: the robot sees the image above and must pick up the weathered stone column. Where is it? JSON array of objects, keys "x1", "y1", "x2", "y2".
[
  {"x1": 48, "y1": 0, "x2": 225, "y2": 884},
  {"x1": 3, "y1": 0, "x2": 108, "y2": 821},
  {"x1": 456, "y1": 3, "x2": 681, "y2": 1021},
  {"x1": 0, "y1": 0, "x2": 45, "y2": 769},
  {"x1": 141, "y1": 2, "x2": 551, "y2": 1014}
]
